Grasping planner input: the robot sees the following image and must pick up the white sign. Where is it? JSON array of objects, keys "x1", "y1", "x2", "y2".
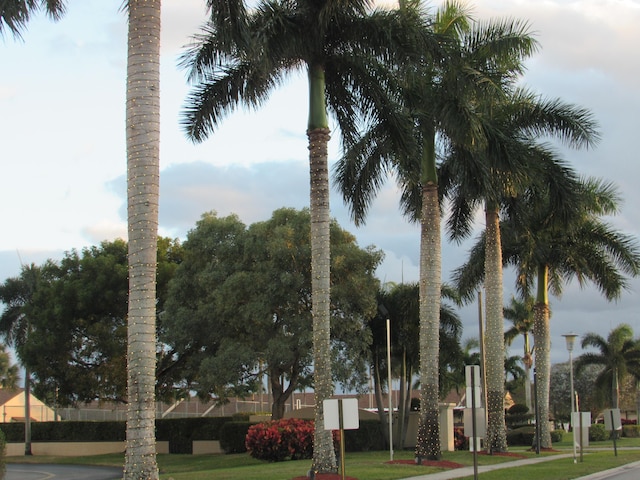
[
  {"x1": 465, "y1": 365, "x2": 481, "y2": 386},
  {"x1": 604, "y1": 408, "x2": 622, "y2": 431},
  {"x1": 323, "y1": 398, "x2": 360, "y2": 430},
  {"x1": 463, "y1": 407, "x2": 486, "y2": 437}
]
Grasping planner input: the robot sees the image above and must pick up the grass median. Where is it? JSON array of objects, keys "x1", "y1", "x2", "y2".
[{"x1": 6, "y1": 435, "x2": 640, "y2": 479}]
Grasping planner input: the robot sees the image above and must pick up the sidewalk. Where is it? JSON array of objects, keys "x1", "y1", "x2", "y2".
[
  {"x1": 398, "y1": 452, "x2": 640, "y2": 480},
  {"x1": 398, "y1": 453, "x2": 575, "y2": 480}
]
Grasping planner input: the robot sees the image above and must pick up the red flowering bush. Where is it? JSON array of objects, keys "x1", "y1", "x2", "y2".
[
  {"x1": 245, "y1": 418, "x2": 340, "y2": 462},
  {"x1": 246, "y1": 418, "x2": 314, "y2": 461}
]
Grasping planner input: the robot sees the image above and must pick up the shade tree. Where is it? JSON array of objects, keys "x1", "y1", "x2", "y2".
[{"x1": 160, "y1": 208, "x2": 382, "y2": 420}]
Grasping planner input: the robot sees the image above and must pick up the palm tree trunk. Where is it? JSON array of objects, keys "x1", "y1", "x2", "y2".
[
  {"x1": 524, "y1": 334, "x2": 532, "y2": 412},
  {"x1": 416, "y1": 182, "x2": 442, "y2": 461},
  {"x1": 484, "y1": 206, "x2": 508, "y2": 452},
  {"x1": 613, "y1": 368, "x2": 620, "y2": 409},
  {"x1": 533, "y1": 264, "x2": 552, "y2": 449},
  {"x1": 124, "y1": 1, "x2": 161, "y2": 478},
  {"x1": 309, "y1": 125, "x2": 336, "y2": 474}
]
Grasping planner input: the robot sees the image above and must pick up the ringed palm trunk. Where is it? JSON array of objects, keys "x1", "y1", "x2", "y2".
[
  {"x1": 533, "y1": 264, "x2": 552, "y2": 448},
  {"x1": 523, "y1": 334, "x2": 532, "y2": 413},
  {"x1": 308, "y1": 64, "x2": 337, "y2": 474},
  {"x1": 415, "y1": 181, "x2": 442, "y2": 461},
  {"x1": 484, "y1": 206, "x2": 508, "y2": 452},
  {"x1": 124, "y1": 1, "x2": 161, "y2": 479}
]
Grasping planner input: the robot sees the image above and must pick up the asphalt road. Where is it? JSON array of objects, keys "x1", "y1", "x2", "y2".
[
  {"x1": 577, "y1": 460, "x2": 640, "y2": 480},
  {"x1": 6, "y1": 463, "x2": 122, "y2": 480}
]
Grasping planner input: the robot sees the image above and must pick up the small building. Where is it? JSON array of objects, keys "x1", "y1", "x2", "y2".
[{"x1": 0, "y1": 388, "x2": 58, "y2": 423}]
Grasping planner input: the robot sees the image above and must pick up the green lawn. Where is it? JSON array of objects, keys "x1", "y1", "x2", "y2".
[{"x1": 6, "y1": 436, "x2": 640, "y2": 480}]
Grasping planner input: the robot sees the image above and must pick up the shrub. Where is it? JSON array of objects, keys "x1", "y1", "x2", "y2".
[
  {"x1": 508, "y1": 404, "x2": 529, "y2": 415},
  {"x1": 550, "y1": 430, "x2": 564, "y2": 443},
  {"x1": 589, "y1": 423, "x2": 608, "y2": 442},
  {"x1": 220, "y1": 421, "x2": 252, "y2": 454},
  {"x1": 506, "y1": 426, "x2": 535, "y2": 446},
  {"x1": 246, "y1": 418, "x2": 315, "y2": 462},
  {"x1": 454, "y1": 426, "x2": 468, "y2": 451},
  {"x1": 622, "y1": 425, "x2": 640, "y2": 438}
]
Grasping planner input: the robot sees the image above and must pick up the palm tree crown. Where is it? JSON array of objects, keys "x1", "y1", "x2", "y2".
[
  {"x1": 0, "y1": 0, "x2": 66, "y2": 38},
  {"x1": 575, "y1": 324, "x2": 640, "y2": 409}
]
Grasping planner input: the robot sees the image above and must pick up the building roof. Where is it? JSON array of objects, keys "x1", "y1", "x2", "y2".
[{"x1": 0, "y1": 388, "x2": 24, "y2": 407}]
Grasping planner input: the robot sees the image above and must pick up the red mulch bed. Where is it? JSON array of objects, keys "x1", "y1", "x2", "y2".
[
  {"x1": 477, "y1": 450, "x2": 528, "y2": 458},
  {"x1": 387, "y1": 458, "x2": 466, "y2": 469},
  {"x1": 291, "y1": 475, "x2": 359, "y2": 480}
]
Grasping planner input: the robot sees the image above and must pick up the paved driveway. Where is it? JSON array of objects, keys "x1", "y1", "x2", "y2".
[{"x1": 6, "y1": 463, "x2": 122, "y2": 480}]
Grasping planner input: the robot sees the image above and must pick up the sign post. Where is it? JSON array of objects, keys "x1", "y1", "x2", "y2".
[
  {"x1": 464, "y1": 365, "x2": 485, "y2": 480},
  {"x1": 604, "y1": 408, "x2": 622, "y2": 456},
  {"x1": 324, "y1": 398, "x2": 360, "y2": 480}
]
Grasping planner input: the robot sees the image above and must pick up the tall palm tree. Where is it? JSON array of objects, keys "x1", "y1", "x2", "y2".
[
  {"x1": 334, "y1": 1, "x2": 537, "y2": 459},
  {"x1": 455, "y1": 174, "x2": 639, "y2": 448},
  {"x1": 124, "y1": 0, "x2": 161, "y2": 478},
  {"x1": 3, "y1": 2, "x2": 162, "y2": 473},
  {"x1": 575, "y1": 325, "x2": 640, "y2": 409},
  {"x1": 0, "y1": 0, "x2": 66, "y2": 38},
  {"x1": 180, "y1": 0, "x2": 434, "y2": 472},
  {"x1": 503, "y1": 296, "x2": 534, "y2": 411},
  {"x1": 447, "y1": 89, "x2": 600, "y2": 451}
]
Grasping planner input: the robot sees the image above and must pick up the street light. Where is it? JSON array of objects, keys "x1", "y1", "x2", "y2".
[{"x1": 562, "y1": 332, "x2": 579, "y2": 464}]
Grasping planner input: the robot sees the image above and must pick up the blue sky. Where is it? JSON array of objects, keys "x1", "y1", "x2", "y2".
[{"x1": 1, "y1": 0, "x2": 640, "y2": 367}]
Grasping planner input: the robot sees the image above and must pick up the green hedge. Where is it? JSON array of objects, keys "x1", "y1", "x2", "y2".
[
  {"x1": 1, "y1": 421, "x2": 125, "y2": 442},
  {"x1": 0, "y1": 429, "x2": 6, "y2": 478},
  {"x1": 2, "y1": 417, "x2": 233, "y2": 454},
  {"x1": 623, "y1": 425, "x2": 640, "y2": 438},
  {"x1": 343, "y1": 420, "x2": 385, "y2": 452},
  {"x1": 506, "y1": 426, "x2": 535, "y2": 446},
  {"x1": 220, "y1": 421, "x2": 253, "y2": 454}
]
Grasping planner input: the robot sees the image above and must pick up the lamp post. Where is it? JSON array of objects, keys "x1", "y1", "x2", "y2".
[{"x1": 562, "y1": 332, "x2": 579, "y2": 464}]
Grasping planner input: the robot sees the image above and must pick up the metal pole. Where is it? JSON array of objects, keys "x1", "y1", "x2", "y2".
[
  {"x1": 577, "y1": 392, "x2": 583, "y2": 463},
  {"x1": 471, "y1": 372, "x2": 479, "y2": 480},
  {"x1": 569, "y1": 350, "x2": 576, "y2": 463},
  {"x1": 339, "y1": 400, "x2": 346, "y2": 480},
  {"x1": 386, "y1": 319, "x2": 393, "y2": 461},
  {"x1": 534, "y1": 368, "x2": 540, "y2": 454}
]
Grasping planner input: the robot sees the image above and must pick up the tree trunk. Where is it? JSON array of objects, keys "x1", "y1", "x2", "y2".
[
  {"x1": 484, "y1": 207, "x2": 508, "y2": 452},
  {"x1": 373, "y1": 350, "x2": 390, "y2": 445},
  {"x1": 271, "y1": 377, "x2": 287, "y2": 420},
  {"x1": 24, "y1": 366, "x2": 32, "y2": 455},
  {"x1": 308, "y1": 126, "x2": 336, "y2": 474},
  {"x1": 415, "y1": 182, "x2": 441, "y2": 461},
  {"x1": 124, "y1": 1, "x2": 161, "y2": 479},
  {"x1": 533, "y1": 264, "x2": 552, "y2": 449}
]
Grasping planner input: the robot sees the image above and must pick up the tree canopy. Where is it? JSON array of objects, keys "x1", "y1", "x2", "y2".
[
  {"x1": 160, "y1": 208, "x2": 383, "y2": 419},
  {"x1": 0, "y1": 238, "x2": 182, "y2": 406}
]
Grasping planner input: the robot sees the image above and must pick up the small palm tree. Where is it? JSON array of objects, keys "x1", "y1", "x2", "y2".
[
  {"x1": 180, "y1": 1, "x2": 434, "y2": 472},
  {"x1": 504, "y1": 296, "x2": 534, "y2": 411},
  {"x1": 575, "y1": 324, "x2": 640, "y2": 409},
  {"x1": 0, "y1": 0, "x2": 66, "y2": 38}
]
